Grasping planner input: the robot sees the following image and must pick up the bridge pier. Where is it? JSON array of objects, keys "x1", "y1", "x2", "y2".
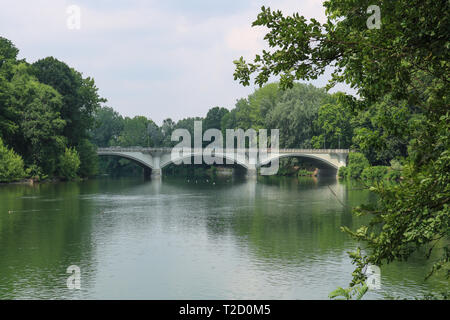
[
  {"x1": 246, "y1": 167, "x2": 257, "y2": 179},
  {"x1": 151, "y1": 168, "x2": 162, "y2": 178}
]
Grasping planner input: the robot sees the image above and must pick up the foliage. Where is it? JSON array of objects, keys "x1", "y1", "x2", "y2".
[
  {"x1": 58, "y1": 147, "x2": 80, "y2": 180},
  {"x1": 329, "y1": 284, "x2": 368, "y2": 300},
  {"x1": 0, "y1": 137, "x2": 25, "y2": 182},
  {"x1": 117, "y1": 116, "x2": 160, "y2": 147},
  {"x1": 9, "y1": 63, "x2": 66, "y2": 175},
  {"x1": 312, "y1": 92, "x2": 353, "y2": 149},
  {"x1": 347, "y1": 152, "x2": 369, "y2": 179},
  {"x1": 31, "y1": 57, "x2": 105, "y2": 146},
  {"x1": 204, "y1": 106, "x2": 229, "y2": 131},
  {"x1": 0, "y1": 37, "x2": 105, "y2": 180},
  {"x1": 361, "y1": 166, "x2": 388, "y2": 183},
  {"x1": 232, "y1": 0, "x2": 450, "y2": 295},
  {"x1": 90, "y1": 106, "x2": 124, "y2": 147},
  {"x1": 338, "y1": 166, "x2": 348, "y2": 179},
  {"x1": 264, "y1": 83, "x2": 330, "y2": 148},
  {"x1": 0, "y1": 37, "x2": 20, "y2": 140},
  {"x1": 76, "y1": 139, "x2": 98, "y2": 178}
]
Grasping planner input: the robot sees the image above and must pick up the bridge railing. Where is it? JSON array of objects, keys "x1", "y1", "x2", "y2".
[{"x1": 97, "y1": 147, "x2": 349, "y2": 154}]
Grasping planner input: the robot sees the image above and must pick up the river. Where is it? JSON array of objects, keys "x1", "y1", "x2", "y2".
[{"x1": 0, "y1": 176, "x2": 446, "y2": 299}]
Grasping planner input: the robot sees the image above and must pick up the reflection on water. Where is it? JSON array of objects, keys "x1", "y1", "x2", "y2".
[{"x1": 0, "y1": 176, "x2": 447, "y2": 299}]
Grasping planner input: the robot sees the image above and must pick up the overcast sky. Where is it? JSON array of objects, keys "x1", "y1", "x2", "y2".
[{"x1": 1, "y1": 0, "x2": 352, "y2": 125}]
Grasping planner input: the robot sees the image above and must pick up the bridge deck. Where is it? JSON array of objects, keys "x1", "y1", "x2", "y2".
[{"x1": 97, "y1": 147, "x2": 349, "y2": 154}]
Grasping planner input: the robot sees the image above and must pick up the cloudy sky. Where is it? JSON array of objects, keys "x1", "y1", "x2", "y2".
[{"x1": 1, "y1": 0, "x2": 350, "y2": 124}]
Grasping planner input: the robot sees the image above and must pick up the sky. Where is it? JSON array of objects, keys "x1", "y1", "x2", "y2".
[{"x1": 1, "y1": 0, "x2": 352, "y2": 125}]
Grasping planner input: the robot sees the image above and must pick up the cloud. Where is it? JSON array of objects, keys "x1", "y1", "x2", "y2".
[{"x1": 0, "y1": 0, "x2": 351, "y2": 124}]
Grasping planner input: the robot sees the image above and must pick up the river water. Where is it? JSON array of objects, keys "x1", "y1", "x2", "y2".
[{"x1": 0, "y1": 176, "x2": 447, "y2": 299}]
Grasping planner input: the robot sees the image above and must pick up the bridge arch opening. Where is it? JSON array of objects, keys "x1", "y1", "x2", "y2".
[
  {"x1": 161, "y1": 154, "x2": 251, "y2": 178},
  {"x1": 258, "y1": 154, "x2": 341, "y2": 176},
  {"x1": 97, "y1": 154, "x2": 157, "y2": 178}
]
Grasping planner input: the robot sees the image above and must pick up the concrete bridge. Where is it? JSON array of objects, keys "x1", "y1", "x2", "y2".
[{"x1": 97, "y1": 147, "x2": 349, "y2": 178}]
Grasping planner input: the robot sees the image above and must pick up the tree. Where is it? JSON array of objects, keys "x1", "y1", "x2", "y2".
[
  {"x1": 58, "y1": 147, "x2": 80, "y2": 180},
  {"x1": 31, "y1": 57, "x2": 105, "y2": 147},
  {"x1": 0, "y1": 137, "x2": 25, "y2": 182},
  {"x1": 9, "y1": 63, "x2": 66, "y2": 175},
  {"x1": 118, "y1": 116, "x2": 160, "y2": 147},
  {"x1": 264, "y1": 83, "x2": 330, "y2": 148},
  {"x1": 204, "y1": 107, "x2": 229, "y2": 131},
  {"x1": 90, "y1": 106, "x2": 124, "y2": 147},
  {"x1": 76, "y1": 139, "x2": 98, "y2": 178},
  {"x1": 0, "y1": 37, "x2": 20, "y2": 141},
  {"x1": 311, "y1": 93, "x2": 353, "y2": 149},
  {"x1": 160, "y1": 118, "x2": 175, "y2": 147},
  {"x1": 233, "y1": 0, "x2": 450, "y2": 294}
]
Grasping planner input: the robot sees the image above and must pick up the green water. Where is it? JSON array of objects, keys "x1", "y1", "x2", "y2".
[{"x1": 0, "y1": 176, "x2": 447, "y2": 299}]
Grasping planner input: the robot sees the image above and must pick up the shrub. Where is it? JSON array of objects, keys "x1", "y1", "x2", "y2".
[
  {"x1": 76, "y1": 139, "x2": 98, "y2": 178},
  {"x1": 58, "y1": 147, "x2": 80, "y2": 180},
  {"x1": 385, "y1": 169, "x2": 402, "y2": 181},
  {"x1": 347, "y1": 152, "x2": 369, "y2": 179},
  {"x1": 338, "y1": 166, "x2": 348, "y2": 178},
  {"x1": 361, "y1": 166, "x2": 388, "y2": 182},
  {"x1": 0, "y1": 137, "x2": 26, "y2": 182},
  {"x1": 26, "y1": 164, "x2": 48, "y2": 181}
]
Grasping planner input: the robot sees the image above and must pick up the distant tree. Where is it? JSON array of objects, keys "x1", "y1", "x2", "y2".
[
  {"x1": 118, "y1": 116, "x2": 160, "y2": 147},
  {"x1": 91, "y1": 106, "x2": 124, "y2": 147},
  {"x1": 264, "y1": 83, "x2": 330, "y2": 148},
  {"x1": 204, "y1": 107, "x2": 229, "y2": 131},
  {"x1": 312, "y1": 93, "x2": 353, "y2": 149},
  {"x1": 161, "y1": 118, "x2": 175, "y2": 147}
]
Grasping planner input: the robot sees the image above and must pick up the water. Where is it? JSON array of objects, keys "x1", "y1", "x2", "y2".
[{"x1": 0, "y1": 176, "x2": 447, "y2": 299}]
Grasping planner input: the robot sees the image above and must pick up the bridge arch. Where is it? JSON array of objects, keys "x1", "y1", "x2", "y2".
[
  {"x1": 257, "y1": 153, "x2": 344, "y2": 170},
  {"x1": 97, "y1": 152, "x2": 154, "y2": 169},
  {"x1": 160, "y1": 151, "x2": 250, "y2": 170}
]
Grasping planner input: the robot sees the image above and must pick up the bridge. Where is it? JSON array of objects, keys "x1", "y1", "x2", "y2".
[{"x1": 97, "y1": 147, "x2": 349, "y2": 178}]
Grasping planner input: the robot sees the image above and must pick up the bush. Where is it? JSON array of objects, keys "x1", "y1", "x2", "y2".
[
  {"x1": 347, "y1": 152, "x2": 370, "y2": 179},
  {"x1": 385, "y1": 169, "x2": 402, "y2": 181},
  {"x1": 77, "y1": 139, "x2": 98, "y2": 178},
  {"x1": 26, "y1": 164, "x2": 48, "y2": 181},
  {"x1": 0, "y1": 137, "x2": 26, "y2": 182},
  {"x1": 338, "y1": 166, "x2": 348, "y2": 178},
  {"x1": 58, "y1": 147, "x2": 80, "y2": 180},
  {"x1": 361, "y1": 166, "x2": 388, "y2": 182}
]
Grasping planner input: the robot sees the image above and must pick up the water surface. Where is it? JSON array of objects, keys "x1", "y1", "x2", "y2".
[{"x1": 0, "y1": 176, "x2": 446, "y2": 299}]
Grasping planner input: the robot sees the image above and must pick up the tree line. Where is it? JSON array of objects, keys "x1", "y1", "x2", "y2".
[{"x1": 0, "y1": 37, "x2": 103, "y2": 181}]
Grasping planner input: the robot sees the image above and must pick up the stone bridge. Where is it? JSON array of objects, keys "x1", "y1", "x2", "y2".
[{"x1": 97, "y1": 147, "x2": 349, "y2": 178}]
